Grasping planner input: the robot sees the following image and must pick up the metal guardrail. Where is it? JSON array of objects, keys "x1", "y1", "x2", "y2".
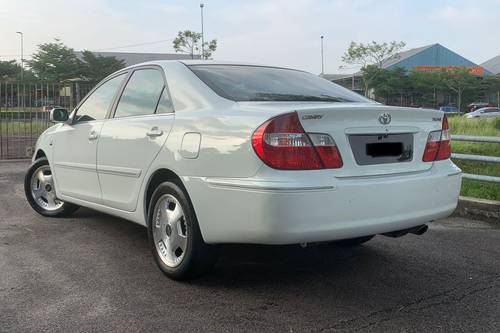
[
  {"x1": 451, "y1": 135, "x2": 500, "y2": 184},
  {"x1": 451, "y1": 135, "x2": 500, "y2": 144}
]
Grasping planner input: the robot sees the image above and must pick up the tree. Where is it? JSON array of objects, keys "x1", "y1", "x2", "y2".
[
  {"x1": 361, "y1": 66, "x2": 414, "y2": 105},
  {"x1": 342, "y1": 41, "x2": 406, "y2": 96},
  {"x1": 342, "y1": 41, "x2": 406, "y2": 69},
  {"x1": 438, "y1": 68, "x2": 478, "y2": 113},
  {"x1": 0, "y1": 60, "x2": 22, "y2": 79},
  {"x1": 408, "y1": 70, "x2": 443, "y2": 107},
  {"x1": 0, "y1": 60, "x2": 36, "y2": 81},
  {"x1": 79, "y1": 50, "x2": 126, "y2": 82},
  {"x1": 479, "y1": 75, "x2": 500, "y2": 107},
  {"x1": 27, "y1": 39, "x2": 82, "y2": 81},
  {"x1": 173, "y1": 30, "x2": 217, "y2": 59}
]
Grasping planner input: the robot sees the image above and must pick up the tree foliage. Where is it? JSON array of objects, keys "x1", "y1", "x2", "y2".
[
  {"x1": 342, "y1": 41, "x2": 406, "y2": 69},
  {"x1": 27, "y1": 39, "x2": 82, "y2": 81},
  {"x1": 342, "y1": 41, "x2": 499, "y2": 110},
  {"x1": 343, "y1": 41, "x2": 406, "y2": 96},
  {"x1": 439, "y1": 68, "x2": 479, "y2": 112},
  {"x1": 24, "y1": 40, "x2": 126, "y2": 82},
  {"x1": 173, "y1": 30, "x2": 217, "y2": 59},
  {"x1": 79, "y1": 50, "x2": 126, "y2": 82},
  {"x1": 0, "y1": 60, "x2": 22, "y2": 79},
  {"x1": 361, "y1": 66, "x2": 500, "y2": 112}
]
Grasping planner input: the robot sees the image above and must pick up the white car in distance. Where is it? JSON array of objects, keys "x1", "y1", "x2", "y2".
[
  {"x1": 25, "y1": 61, "x2": 462, "y2": 280},
  {"x1": 465, "y1": 107, "x2": 500, "y2": 119}
]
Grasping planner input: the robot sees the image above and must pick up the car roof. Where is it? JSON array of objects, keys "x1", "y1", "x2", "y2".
[
  {"x1": 121, "y1": 59, "x2": 302, "y2": 72},
  {"x1": 477, "y1": 107, "x2": 500, "y2": 111}
]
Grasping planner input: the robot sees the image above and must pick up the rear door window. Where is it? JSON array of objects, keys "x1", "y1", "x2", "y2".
[{"x1": 114, "y1": 68, "x2": 165, "y2": 118}]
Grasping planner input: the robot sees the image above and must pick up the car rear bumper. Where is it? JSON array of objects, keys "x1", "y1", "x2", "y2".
[{"x1": 184, "y1": 161, "x2": 462, "y2": 244}]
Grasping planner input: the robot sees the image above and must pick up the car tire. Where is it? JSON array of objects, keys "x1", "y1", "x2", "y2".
[
  {"x1": 332, "y1": 235, "x2": 375, "y2": 247},
  {"x1": 147, "y1": 181, "x2": 216, "y2": 280},
  {"x1": 24, "y1": 157, "x2": 80, "y2": 217}
]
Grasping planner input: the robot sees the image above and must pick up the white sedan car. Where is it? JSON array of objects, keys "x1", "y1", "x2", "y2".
[
  {"x1": 25, "y1": 61, "x2": 462, "y2": 279},
  {"x1": 465, "y1": 107, "x2": 500, "y2": 119}
]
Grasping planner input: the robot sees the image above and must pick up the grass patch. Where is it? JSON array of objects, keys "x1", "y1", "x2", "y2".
[
  {"x1": 0, "y1": 121, "x2": 50, "y2": 136},
  {"x1": 448, "y1": 117, "x2": 500, "y2": 201}
]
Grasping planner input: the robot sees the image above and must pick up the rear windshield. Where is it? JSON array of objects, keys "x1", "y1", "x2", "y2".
[{"x1": 189, "y1": 65, "x2": 371, "y2": 103}]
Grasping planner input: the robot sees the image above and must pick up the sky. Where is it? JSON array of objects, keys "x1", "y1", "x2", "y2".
[{"x1": 0, "y1": 0, "x2": 499, "y2": 74}]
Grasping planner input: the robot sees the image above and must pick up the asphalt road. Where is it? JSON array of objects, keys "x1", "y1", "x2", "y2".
[{"x1": 1, "y1": 161, "x2": 499, "y2": 332}]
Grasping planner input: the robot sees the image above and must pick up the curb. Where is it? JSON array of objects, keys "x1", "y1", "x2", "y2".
[{"x1": 453, "y1": 196, "x2": 500, "y2": 223}]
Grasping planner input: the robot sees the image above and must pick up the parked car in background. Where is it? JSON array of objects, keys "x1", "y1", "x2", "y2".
[
  {"x1": 468, "y1": 102, "x2": 494, "y2": 112},
  {"x1": 465, "y1": 107, "x2": 500, "y2": 119},
  {"x1": 439, "y1": 106, "x2": 459, "y2": 113},
  {"x1": 24, "y1": 61, "x2": 462, "y2": 280},
  {"x1": 41, "y1": 105, "x2": 62, "y2": 112}
]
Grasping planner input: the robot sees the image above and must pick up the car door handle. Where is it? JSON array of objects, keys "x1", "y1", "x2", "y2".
[
  {"x1": 88, "y1": 131, "x2": 98, "y2": 141},
  {"x1": 146, "y1": 127, "x2": 164, "y2": 138}
]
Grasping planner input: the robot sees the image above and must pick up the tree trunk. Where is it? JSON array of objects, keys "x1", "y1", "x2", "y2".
[{"x1": 457, "y1": 90, "x2": 462, "y2": 114}]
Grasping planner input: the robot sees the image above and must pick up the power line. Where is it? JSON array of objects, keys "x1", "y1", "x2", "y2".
[
  {"x1": 0, "y1": 38, "x2": 175, "y2": 58},
  {"x1": 92, "y1": 39, "x2": 174, "y2": 52}
]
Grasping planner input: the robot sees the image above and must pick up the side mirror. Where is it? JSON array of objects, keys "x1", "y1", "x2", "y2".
[{"x1": 50, "y1": 108, "x2": 69, "y2": 123}]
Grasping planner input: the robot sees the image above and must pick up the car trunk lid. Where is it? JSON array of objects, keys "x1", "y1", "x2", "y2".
[{"x1": 291, "y1": 103, "x2": 444, "y2": 177}]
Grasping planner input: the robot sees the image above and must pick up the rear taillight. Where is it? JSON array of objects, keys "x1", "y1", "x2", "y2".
[
  {"x1": 422, "y1": 115, "x2": 451, "y2": 162},
  {"x1": 252, "y1": 112, "x2": 343, "y2": 170}
]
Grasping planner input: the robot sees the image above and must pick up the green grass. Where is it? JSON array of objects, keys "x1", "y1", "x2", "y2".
[
  {"x1": 0, "y1": 107, "x2": 45, "y2": 112},
  {"x1": 448, "y1": 117, "x2": 500, "y2": 201},
  {"x1": 0, "y1": 121, "x2": 50, "y2": 136}
]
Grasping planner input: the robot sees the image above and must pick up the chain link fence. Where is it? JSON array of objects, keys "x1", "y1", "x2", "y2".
[{"x1": 0, "y1": 81, "x2": 95, "y2": 159}]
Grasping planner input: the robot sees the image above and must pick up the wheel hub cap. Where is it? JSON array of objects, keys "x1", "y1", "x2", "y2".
[
  {"x1": 30, "y1": 165, "x2": 63, "y2": 211},
  {"x1": 152, "y1": 194, "x2": 188, "y2": 268}
]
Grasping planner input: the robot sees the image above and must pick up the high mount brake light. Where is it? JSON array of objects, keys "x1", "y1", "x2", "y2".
[
  {"x1": 252, "y1": 112, "x2": 343, "y2": 170},
  {"x1": 422, "y1": 114, "x2": 451, "y2": 162}
]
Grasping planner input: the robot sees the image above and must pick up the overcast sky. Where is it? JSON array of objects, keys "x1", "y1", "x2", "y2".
[{"x1": 1, "y1": 0, "x2": 499, "y2": 73}]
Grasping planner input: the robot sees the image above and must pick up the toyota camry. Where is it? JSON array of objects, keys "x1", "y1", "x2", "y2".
[{"x1": 24, "y1": 61, "x2": 462, "y2": 280}]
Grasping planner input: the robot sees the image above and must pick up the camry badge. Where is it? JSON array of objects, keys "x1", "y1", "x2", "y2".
[
  {"x1": 379, "y1": 113, "x2": 391, "y2": 125},
  {"x1": 302, "y1": 114, "x2": 323, "y2": 120}
]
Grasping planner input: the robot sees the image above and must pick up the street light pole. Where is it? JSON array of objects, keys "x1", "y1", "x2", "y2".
[
  {"x1": 320, "y1": 36, "x2": 324, "y2": 75},
  {"x1": 16, "y1": 31, "x2": 24, "y2": 81},
  {"x1": 200, "y1": 3, "x2": 205, "y2": 59}
]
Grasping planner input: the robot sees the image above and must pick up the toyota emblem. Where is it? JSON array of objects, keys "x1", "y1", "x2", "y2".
[{"x1": 379, "y1": 113, "x2": 391, "y2": 125}]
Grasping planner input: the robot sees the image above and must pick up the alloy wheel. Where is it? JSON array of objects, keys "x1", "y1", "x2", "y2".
[{"x1": 152, "y1": 194, "x2": 188, "y2": 267}]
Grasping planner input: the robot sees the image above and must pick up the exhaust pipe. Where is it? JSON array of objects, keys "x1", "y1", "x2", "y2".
[
  {"x1": 382, "y1": 224, "x2": 429, "y2": 238},
  {"x1": 409, "y1": 224, "x2": 428, "y2": 235}
]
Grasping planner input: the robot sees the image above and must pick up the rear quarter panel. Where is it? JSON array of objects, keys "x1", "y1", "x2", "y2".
[{"x1": 157, "y1": 62, "x2": 267, "y2": 178}]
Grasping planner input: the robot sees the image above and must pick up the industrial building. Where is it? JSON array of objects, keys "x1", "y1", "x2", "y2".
[
  {"x1": 378, "y1": 43, "x2": 490, "y2": 75},
  {"x1": 323, "y1": 43, "x2": 498, "y2": 108},
  {"x1": 324, "y1": 43, "x2": 492, "y2": 92},
  {"x1": 481, "y1": 55, "x2": 500, "y2": 75}
]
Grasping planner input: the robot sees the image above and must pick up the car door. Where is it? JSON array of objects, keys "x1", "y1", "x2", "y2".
[
  {"x1": 485, "y1": 108, "x2": 500, "y2": 118},
  {"x1": 52, "y1": 73, "x2": 127, "y2": 203},
  {"x1": 97, "y1": 66, "x2": 175, "y2": 211}
]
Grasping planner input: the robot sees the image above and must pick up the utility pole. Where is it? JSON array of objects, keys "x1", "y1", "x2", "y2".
[
  {"x1": 320, "y1": 36, "x2": 324, "y2": 75},
  {"x1": 16, "y1": 31, "x2": 24, "y2": 81},
  {"x1": 200, "y1": 3, "x2": 205, "y2": 59}
]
